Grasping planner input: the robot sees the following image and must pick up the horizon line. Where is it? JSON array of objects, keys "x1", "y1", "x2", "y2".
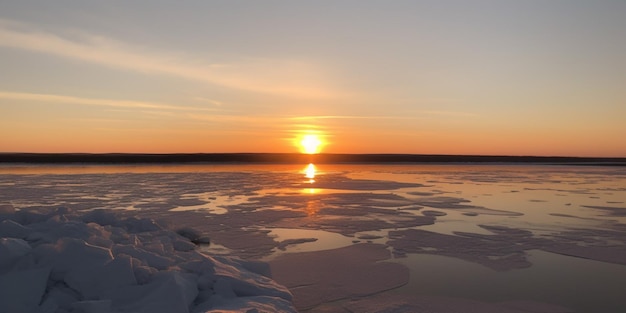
[{"x1": 1, "y1": 152, "x2": 625, "y2": 165}]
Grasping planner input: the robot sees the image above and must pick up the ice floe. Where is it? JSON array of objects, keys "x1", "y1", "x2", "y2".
[{"x1": 0, "y1": 207, "x2": 295, "y2": 313}]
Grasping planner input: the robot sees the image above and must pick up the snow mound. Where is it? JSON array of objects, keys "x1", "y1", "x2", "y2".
[{"x1": 0, "y1": 207, "x2": 295, "y2": 313}]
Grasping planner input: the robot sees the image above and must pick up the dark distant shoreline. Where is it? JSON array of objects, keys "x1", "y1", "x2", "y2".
[{"x1": 1, "y1": 153, "x2": 625, "y2": 166}]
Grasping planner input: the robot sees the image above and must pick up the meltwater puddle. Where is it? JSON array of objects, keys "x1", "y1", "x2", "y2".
[
  {"x1": 390, "y1": 249, "x2": 626, "y2": 313},
  {"x1": 260, "y1": 228, "x2": 355, "y2": 260}
]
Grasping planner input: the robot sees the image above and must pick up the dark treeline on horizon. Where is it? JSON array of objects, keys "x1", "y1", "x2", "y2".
[{"x1": 1, "y1": 153, "x2": 625, "y2": 166}]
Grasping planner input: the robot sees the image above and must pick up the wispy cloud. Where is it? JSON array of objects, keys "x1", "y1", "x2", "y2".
[
  {"x1": 192, "y1": 97, "x2": 225, "y2": 107},
  {"x1": 0, "y1": 18, "x2": 338, "y2": 99},
  {"x1": 420, "y1": 110, "x2": 479, "y2": 117},
  {"x1": 288, "y1": 115, "x2": 417, "y2": 120},
  {"x1": 287, "y1": 111, "x2": 478, "y2": 121},
  {"x1": 0, "y1": 91, "x2": 218, "y2": 112}
]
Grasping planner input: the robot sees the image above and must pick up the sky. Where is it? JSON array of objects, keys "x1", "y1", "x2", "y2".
[{"x1": 0, "y1": 1, "x2": 624, "y2": 157}]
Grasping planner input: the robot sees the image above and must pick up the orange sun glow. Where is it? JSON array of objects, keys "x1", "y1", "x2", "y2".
[{"x1": 299, "y1": 134, "x2": 323, "y2": 154}]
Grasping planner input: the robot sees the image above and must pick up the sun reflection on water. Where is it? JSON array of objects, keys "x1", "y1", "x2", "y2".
[
  {"x1": 303, "y1": 163, "x2": 320, "y2": 194},
  {"x1": 305, "y1": 199, "x2": 321, "y2": 217},
  {"x1": 304, "y1": 188, "x2": 319, "y2": 194},
  {"x1": 304, "y1": 163, "x2": 316, "y2": 183}
]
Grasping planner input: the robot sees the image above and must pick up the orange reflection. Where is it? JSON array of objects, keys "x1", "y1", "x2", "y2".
[
  {"x1": 304, "y1": 187, "x2": 320, "y2": 194},
  {"x1": 305, "y1": 199, "x2": 321, "y2": 217},
  {"x1": 304, "y1": 163, "x2": 316, "y2": 183}
]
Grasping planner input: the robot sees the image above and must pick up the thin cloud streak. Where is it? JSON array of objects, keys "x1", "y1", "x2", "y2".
[
  {"x1": 288, "y1": 111, "x2": 478, "y2": 121},
  {"x1": 193, "y1": 97, "x2": 223, "y2": 106},
  {"x1": 0, "y1": 91, "x2": 218, "y2": 112},
  {"x1": 0, "y1": 19, "x2": 338, "y2": 99},
  {"x1": 288, "y1": 115, "x2": 418, "y2": 121},
  {"x1": 420, "y1": 110, "x2": 479, "y2": 117}
]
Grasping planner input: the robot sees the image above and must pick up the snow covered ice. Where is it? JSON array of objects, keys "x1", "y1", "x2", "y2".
[{"x1": 0, "y1": 206, "x2": 296, "y2": 313}]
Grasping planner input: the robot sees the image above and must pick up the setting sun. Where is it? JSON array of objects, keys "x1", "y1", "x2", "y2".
[{"x1": 299, "y1": 134, "x2": 323, "y2": 154}]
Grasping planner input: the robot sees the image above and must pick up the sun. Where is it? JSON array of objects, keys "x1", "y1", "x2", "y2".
[{"x1": 299, "y1": 134, "x2": 323, "y2": 154}]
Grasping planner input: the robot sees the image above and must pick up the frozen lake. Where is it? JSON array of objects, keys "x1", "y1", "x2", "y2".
[{"x1": 2, "y1": 163, "x2": 625, "y2": 312}]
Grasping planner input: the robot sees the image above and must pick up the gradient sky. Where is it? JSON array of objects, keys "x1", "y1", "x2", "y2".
[{"x1": 1, "y1": 1, "x2": 624, "y2": 156}]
